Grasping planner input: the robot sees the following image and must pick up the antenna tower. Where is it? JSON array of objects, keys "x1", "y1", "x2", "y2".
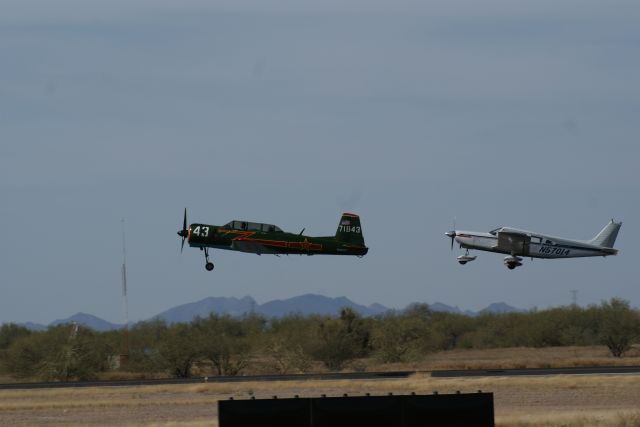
[
  {"x1": 570, "y1": 289, "x2": 578, "y2": 307},
  {"x1": 120, "y1": 218, "x2": 130, "y2": 367}
]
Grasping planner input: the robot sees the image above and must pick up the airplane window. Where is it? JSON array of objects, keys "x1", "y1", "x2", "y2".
[
  {"x1": 262, "y1": 224, "x2": 276, "y2": 232},
  {"x1": 489, "y1": 228, "x2": 501, "y2": 235},
  {"x1": 545, "y1": 239, "x2": 553, "y2": 245}
]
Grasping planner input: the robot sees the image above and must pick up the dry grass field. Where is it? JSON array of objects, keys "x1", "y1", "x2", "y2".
[
  {"x1": 366, "y1": 345, "x2": 640, "y2": 372},
  {"x1": 2, "y1": 346, "x2": 640, "y2": 426},
  {"x1": 2, "y1": 375, "x2": 640, "y2": 426}
]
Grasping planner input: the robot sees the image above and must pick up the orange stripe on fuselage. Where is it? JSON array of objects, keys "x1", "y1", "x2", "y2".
[
  {"x1": 237, "y1": 237, "x2": 323, "y2": 251},
  {"x1": 219, "y1": 229, "x2": 324, "y2": 251},
  {"x1": 218, "y1": 229, "x2": 255, "y2": 238}
]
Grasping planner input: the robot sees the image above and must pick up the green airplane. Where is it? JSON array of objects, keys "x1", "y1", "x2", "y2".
[{"x1": 177, "y1": 209, "x2": 368, "y2": 270}]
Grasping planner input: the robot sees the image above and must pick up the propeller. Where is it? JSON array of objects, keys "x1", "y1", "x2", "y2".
[
  {"x1": 177, "y1": 208, "x2": 188, "y2": 252},
  {"x1": 445, "y1": 218, "x2": 456, "y2": 250}
]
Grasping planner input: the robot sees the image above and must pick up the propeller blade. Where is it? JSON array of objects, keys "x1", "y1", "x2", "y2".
[
  {"x1": 447, "y1": 217, "x2": 457, "y2": 250},
  {"x1": 178, "y1": 208, "x2": 188, "y2": 253},
  {"x1": 183, "y1": 208, "x2": 187, "y2": 234},
  {"x1": 445, "y1": 230, "x2": 456, "y2": 250},
  {"x1": 444, "y1": 230, "x2": 456, "y2": 250}
]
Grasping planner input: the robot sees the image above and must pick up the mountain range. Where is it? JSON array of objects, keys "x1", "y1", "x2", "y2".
[{"x1": 15, "y1": 294, "x2": 522, "y2": 331}]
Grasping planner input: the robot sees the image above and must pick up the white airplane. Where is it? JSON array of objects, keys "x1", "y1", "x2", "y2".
[{"x1": 445, "y1": 220, "x2": 622, "y2": 270}]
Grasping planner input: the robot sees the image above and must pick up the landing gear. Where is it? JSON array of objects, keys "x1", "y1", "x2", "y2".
[
  {"x1": 457, "y1": 249, "x2": 477, "y2": 265},
  {"x1": 202, "y1": 247, "x2": 214, "y2": 271},
  {"x1": 504, "y1": 255, "x2": 522, "y2": 270}
]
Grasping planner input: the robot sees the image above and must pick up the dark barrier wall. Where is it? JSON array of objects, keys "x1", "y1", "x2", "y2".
[{"x1": 219, "y1": 392, "x2": 494, "y2": 427}]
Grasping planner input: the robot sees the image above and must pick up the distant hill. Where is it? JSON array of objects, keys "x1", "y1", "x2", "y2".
[
  {"x1": 479, "y1": 302, "x2": 522, "y2": 314},
  {"x1": 428, "y1": 302, "x2": 476, "y2": 316},
  {"x1": 153, "y1": 296, "x2": 257, "y2": 324},
  {"x1": 16, "y1": 295, "x2": 525, "y2": 331},
  {"x1": 257, "y1": 294, "x2": 388, "y2": 318},
  {"x1": 49, "y1": 312, "x2": 122, "y2": 332},
  {"x1": 20, "y1": 321, "x2": 47, "y2": 332}
]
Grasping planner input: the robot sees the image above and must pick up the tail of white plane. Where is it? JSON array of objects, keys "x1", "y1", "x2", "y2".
[{"x1": 589, "y1": 220, "x2": 622, "y2": 248}]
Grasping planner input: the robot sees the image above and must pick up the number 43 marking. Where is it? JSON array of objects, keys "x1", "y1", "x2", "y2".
[{"x1": 193, "y1": 226, "x2": 209, "y2": 237}]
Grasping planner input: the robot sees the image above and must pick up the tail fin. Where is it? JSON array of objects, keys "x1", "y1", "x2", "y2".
[
  {"x1": 589, "y1": 220, "x2": 622, "y2": 248},
  {"x1": 335, "y1": 213, "x2": 365, "y2": 246}
]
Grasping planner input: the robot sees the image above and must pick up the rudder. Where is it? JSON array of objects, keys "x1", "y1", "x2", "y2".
[
  {"x1": 589, "y1": 220, "x2": 622, "y2": 248},
  {"x1": 335, "y1": 213, "x2": 365, "y2": 245}
]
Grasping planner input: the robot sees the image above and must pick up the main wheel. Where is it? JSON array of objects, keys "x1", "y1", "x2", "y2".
[
  {"x1": 205, "y1": 262, "x2": 214, "y2": 271},
  {"x1": 507, "y1": 264, "x2": 515, "y2": 270}
]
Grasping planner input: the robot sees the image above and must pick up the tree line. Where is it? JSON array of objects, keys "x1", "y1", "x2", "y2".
[{"x1": 0, "y1": 298, "x2": 638, "y2": 381}]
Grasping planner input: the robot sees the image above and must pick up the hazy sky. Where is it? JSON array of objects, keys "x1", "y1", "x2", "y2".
[{"x1": 2, "y1": 0, "x2": 639, "y2": 324}]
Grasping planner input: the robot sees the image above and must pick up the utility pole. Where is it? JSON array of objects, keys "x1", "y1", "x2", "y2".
[{"x1": 120, "y1": 218, "x2": 130, "y2": 367}]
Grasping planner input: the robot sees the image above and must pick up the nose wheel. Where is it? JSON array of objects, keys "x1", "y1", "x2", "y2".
[
  {"x1": 202, "y1": 247, "x2": 214, "y2": 271},
  {"x1": 456, "y1": 249, "x2": 477, "y2": 265},
  {"x1": 504, "y1": 255, "x2": 522, "y2": 270}
]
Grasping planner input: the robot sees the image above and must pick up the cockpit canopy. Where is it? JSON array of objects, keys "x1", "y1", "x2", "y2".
[
  {"x1": 223, "y1": 220, "x2": 283, "y2": 233},
  {"x1": 489, "y1": 227, "x2": 503, "y2": 235}
]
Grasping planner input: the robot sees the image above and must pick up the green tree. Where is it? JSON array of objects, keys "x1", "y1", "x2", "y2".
[
  {"x1": 126, "y1": 320, "x2": 168, "y2": 373},
  {"x1": 264, "y1": 337, "x2": 311, "y2": 374},
  {"x1": 371, "y1": 307, "x2": 432, "y2": 363},
  {"x1": 598, "y1": 298, "x2": 640, "y2": 358},
  {"x1": 311, "y1": 308, "x2": 371, "y2": 370},
  {"x1": 194, "y1": 314, "x2": 262, "y2": 376},
  {"x1": 4, "y1": 324, "x2": 111, "y2": 381},
  {"x1": 264, "y1": 314, "x2": 318, "y2": 374},
  {"x1": 431, "y1": 312, "x2": 474, "y2": 350},
  {"x1": 158, "y1": 323, "x2": 200, "y2": 377},
  {"x1": 4, "y1": 333, "x2": 47, "y2": 379},
  {"x1": 0, "y1": 323, "x2": 31, "y2": 350},
  {"x1": 0, "y1": 323, "x2": 32, "y2": 373}
]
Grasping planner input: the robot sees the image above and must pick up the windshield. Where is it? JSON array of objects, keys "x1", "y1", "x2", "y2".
[{"x1": 223, "y1": 220, "x2": 282, "y2": 233}]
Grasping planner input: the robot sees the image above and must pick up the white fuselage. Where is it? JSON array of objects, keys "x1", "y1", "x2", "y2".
[{"x1": 454, "y1": 229, "x2": 616, "y2": 259}]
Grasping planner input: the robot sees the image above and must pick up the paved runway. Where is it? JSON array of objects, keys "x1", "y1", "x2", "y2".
[{"x1": 2, "y1": 365, "x2": 639, "y2": 390}]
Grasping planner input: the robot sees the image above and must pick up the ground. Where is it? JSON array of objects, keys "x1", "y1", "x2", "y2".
[
  {"x1": 2, "y1": 346, "x2": 640, "y2": 426},
  {"x1": 1, "y1": 375, "x2": 640, "y2": 426}
]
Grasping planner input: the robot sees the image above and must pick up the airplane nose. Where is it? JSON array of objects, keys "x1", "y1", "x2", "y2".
[{"x1": 445, "y1": 230, "x2": 457, "y2": 250}]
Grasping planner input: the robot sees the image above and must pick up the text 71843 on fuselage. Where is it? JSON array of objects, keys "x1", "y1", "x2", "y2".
[
  {"x1": 177, "y1": 210, "x2": 368, "y2": 271},
  {"x1": 445, "y1": 220, "x2": 621, "y2": 270}
]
